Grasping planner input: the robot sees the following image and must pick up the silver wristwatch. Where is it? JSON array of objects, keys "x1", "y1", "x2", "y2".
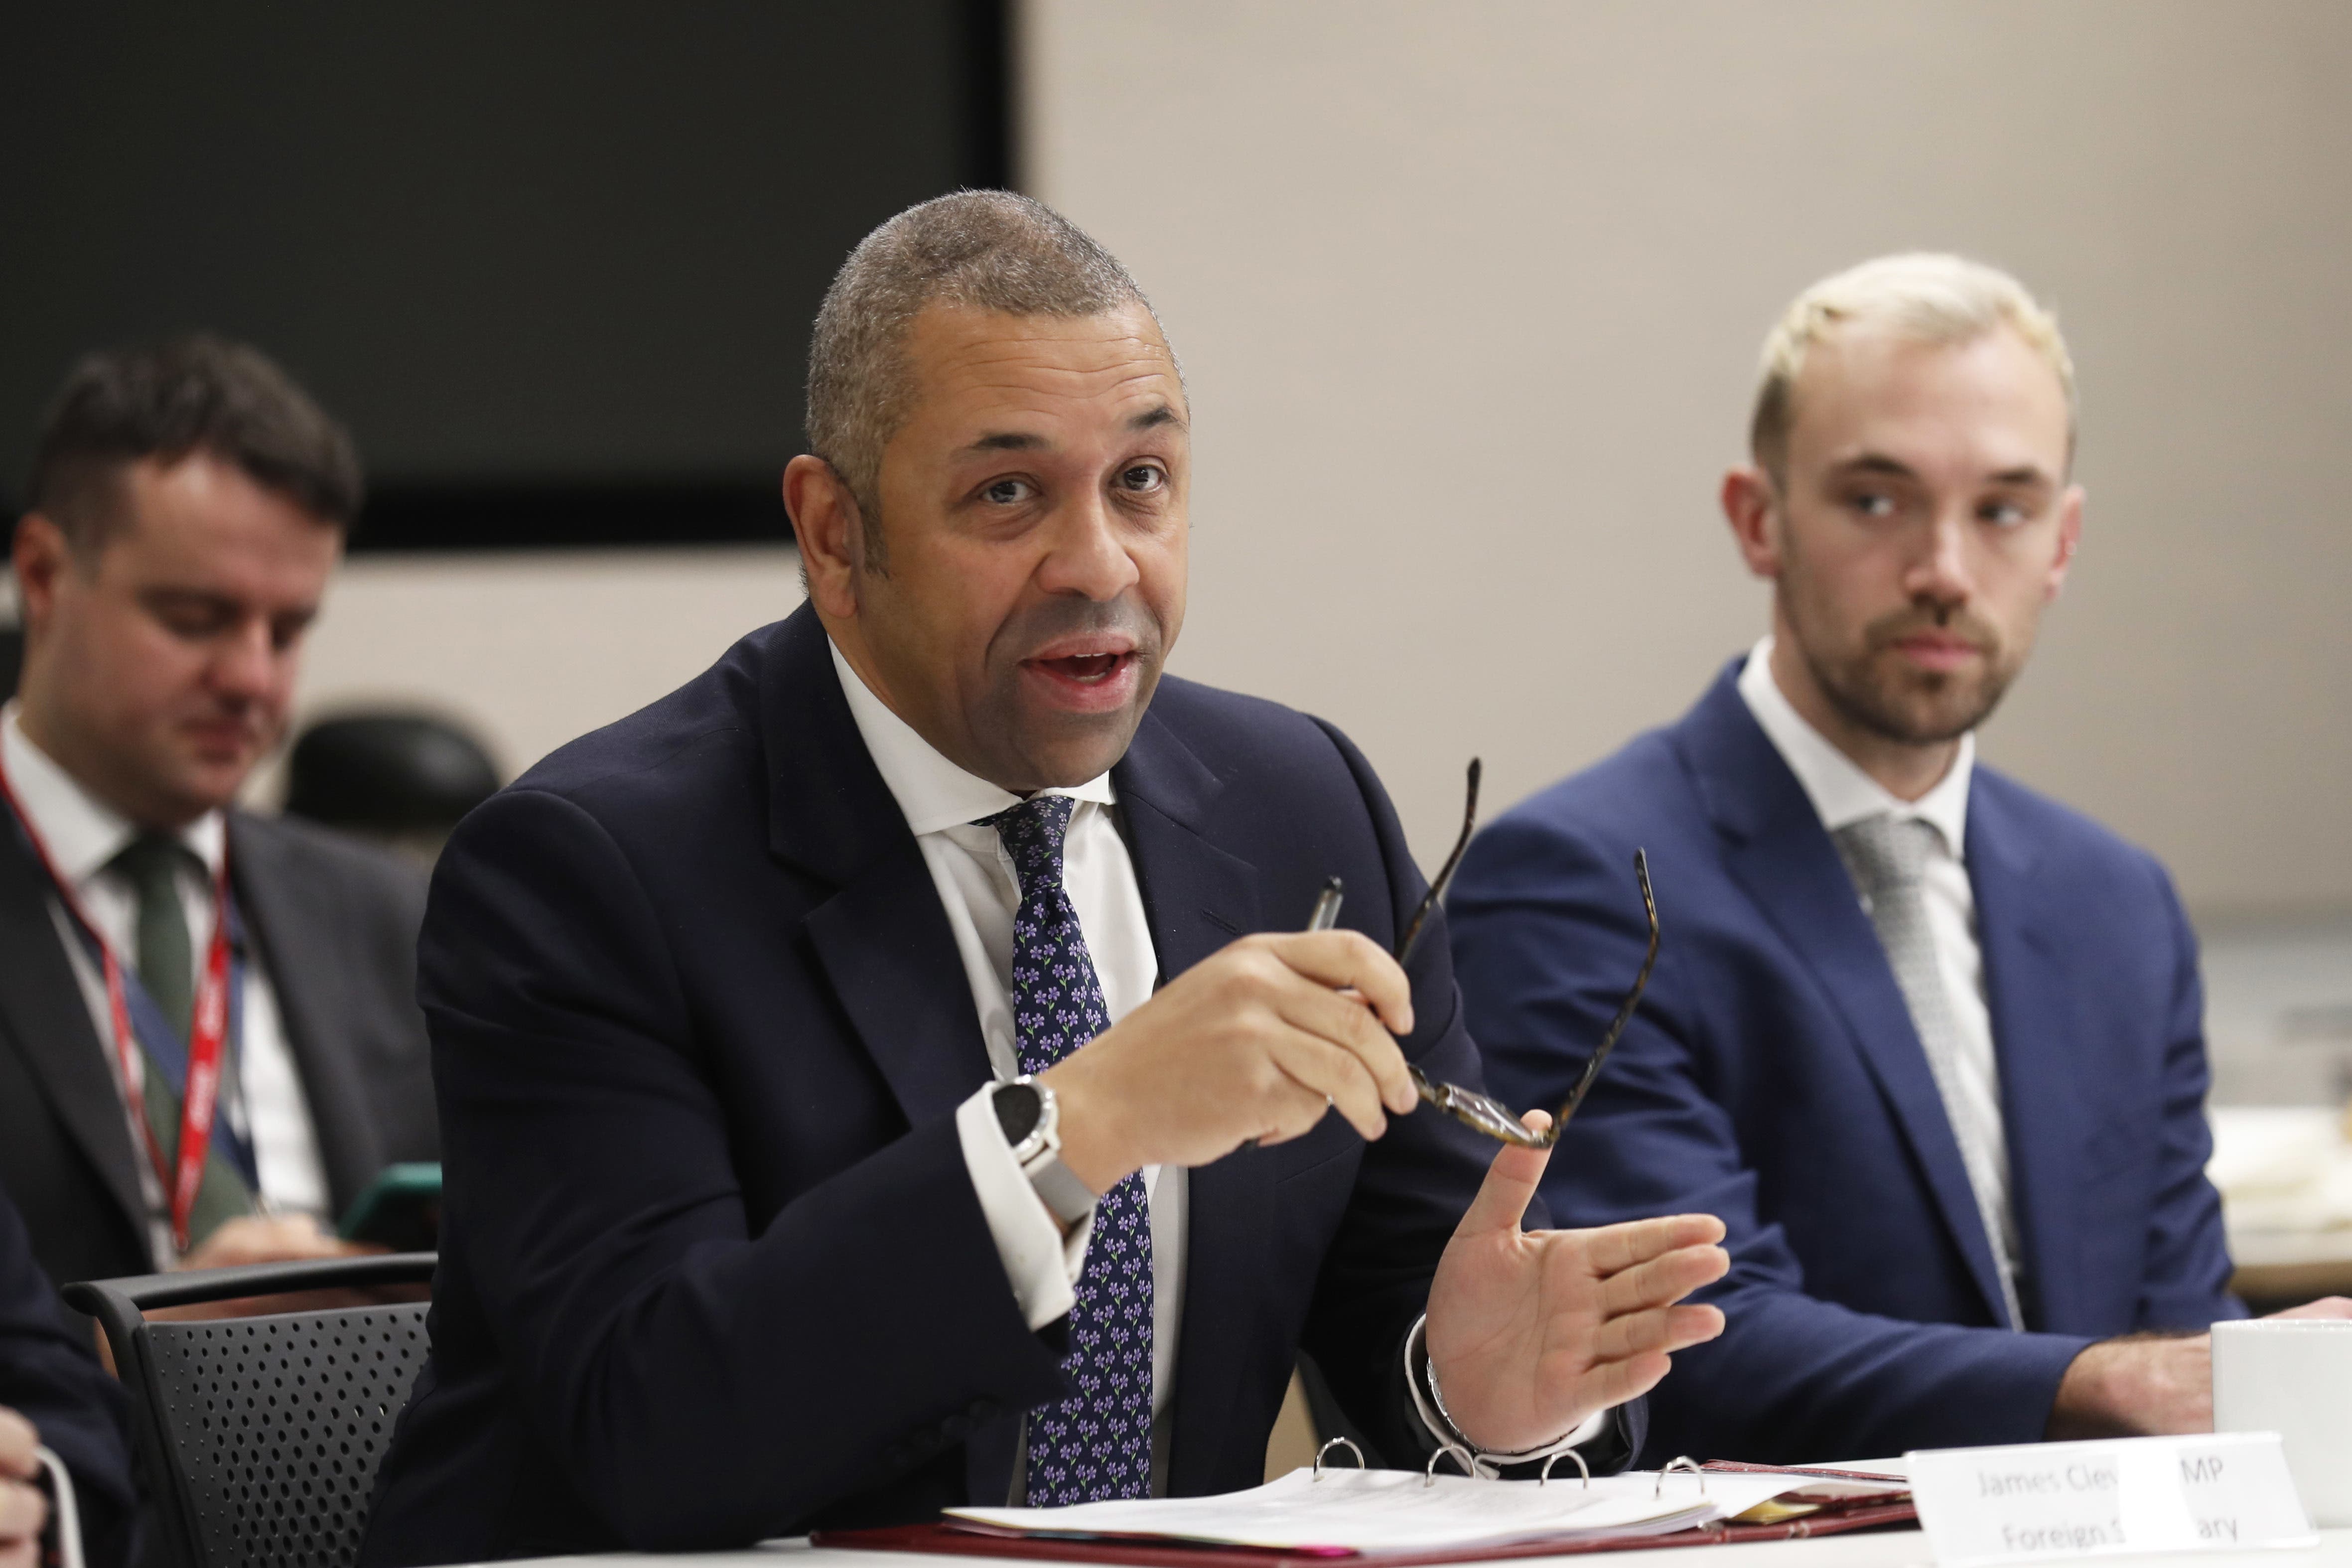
[{"x1": 990, "y1": 1076, "x2": 1098, "y2": 1228}]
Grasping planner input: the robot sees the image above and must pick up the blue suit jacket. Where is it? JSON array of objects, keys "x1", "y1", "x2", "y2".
[
  {"x1": 361, "y1": 606, "x2": 1629, "y2": 1566},
  {"x1": 1449, "y1": 661, "x2": 2239, "y2": 1465}
]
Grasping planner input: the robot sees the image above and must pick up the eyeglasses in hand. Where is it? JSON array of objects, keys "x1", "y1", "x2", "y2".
[{"x1": 1393, "y1": 759, "x2": 1660, "y2": 1150}]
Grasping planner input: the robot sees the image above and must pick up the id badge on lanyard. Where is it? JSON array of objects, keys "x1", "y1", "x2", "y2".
[{"x1": 0, "y1": 756, "x2": 244, "y2": 1254}]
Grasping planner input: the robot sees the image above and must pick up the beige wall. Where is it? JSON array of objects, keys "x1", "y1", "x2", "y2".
[
  {"x1": 1021, "y1": 0, "x2": 2352, "y2": 917},
  {"x1": 258, "y1": 547, "x2": 805, "y2": 802}
]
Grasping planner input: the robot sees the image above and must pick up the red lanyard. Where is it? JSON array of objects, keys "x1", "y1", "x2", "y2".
[{"x1": 0, "y1": 751, "x2": 236, "y2": 1255}]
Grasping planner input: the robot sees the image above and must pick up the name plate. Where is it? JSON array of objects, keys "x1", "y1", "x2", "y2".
[{"x1": 1908, "y1": 1433, "x2": 2316, "y2": 1564}]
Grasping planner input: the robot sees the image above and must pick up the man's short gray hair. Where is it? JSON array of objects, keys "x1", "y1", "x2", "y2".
[{"x1": 806, "y1": 191, "x2": 1166, "y2": 527}]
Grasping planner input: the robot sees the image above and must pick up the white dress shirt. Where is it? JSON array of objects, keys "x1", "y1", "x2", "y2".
[
  {"x1": 1735, "y1": 639, "x2": 2023, "y2": 1288},
  {"x1": 828, "y1": 644, "x2": 1188, "y2": 1430},
  {"x1": 0, "y1": 704, "x2": 331, "y2": 1264}
]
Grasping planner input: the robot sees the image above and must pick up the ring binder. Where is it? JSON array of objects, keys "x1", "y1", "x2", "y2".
[
  {"x1": 1540, "y1": 1448, "x2": 1592, "y2": 1489},
  {"x1": 1425, "y1": 1442, "x2": 1478, "y2": 1486},
  {"x1": 824, "y1": 1461, "x2": 1916, "y2": 1565},
  {"x1": 1655, "y1": 1456, "x2": 1707, "y2": 1497},
  {"x1": 1312, "y1": 1437, "x2": 1366, "y2": 1478}
]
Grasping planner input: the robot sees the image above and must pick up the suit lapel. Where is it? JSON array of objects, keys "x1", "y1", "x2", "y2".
[
  {"x1": 1110, "y1": 709, "x2": 1273, "y2": 1496},
  {"x1": 1678, "y1": 667, "x2": 2013, "y2": 1326},
  {"x1": 803, "y1": 844, "x2": 997, "y2": 1127},
  {"x1": 761, "y1": 609, "x2": 993, "y2": 1129},
  {"x1": 1111, "y1": 711, "x2": 1259, "y2": 988},
  {"x1": 1967, "y1": 785, "x2": 2080, "y2": 1330},
  {"x1": 226, "y1": 814, "x2": 385, "y2": 1213},
  {"x1": 0, "y1": 828, "x2": 149, "y2": 1247}
]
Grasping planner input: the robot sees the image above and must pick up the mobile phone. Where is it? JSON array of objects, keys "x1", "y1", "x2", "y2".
[{"x1": 337, "y1": 1162, "x2": 443, "y2": 1250}]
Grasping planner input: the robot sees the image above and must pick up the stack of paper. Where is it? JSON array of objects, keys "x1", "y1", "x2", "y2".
[{"x1": 946, "y1": 1466, "x2": 1906, "y2": 1556}]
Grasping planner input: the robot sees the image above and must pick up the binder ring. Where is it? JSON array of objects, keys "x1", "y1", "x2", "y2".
[
  {"x1": 1539, "y1": 1449, "x2": 1591, "y2": 1489},
  {"x1": 1313, "y1": 1436, "x2": 1366, "y2": 1478},
  {"x1": 1655, "y1": 1455, "x2": 1707, "y2": 1497},
  {"x1": 1425, "y1": 1442, "x2": 1478, "y2": 1486}
]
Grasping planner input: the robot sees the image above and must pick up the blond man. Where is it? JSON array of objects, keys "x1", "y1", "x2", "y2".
[{"x1": 1451, "y1": 254, "x2": 2344, "y2": 1464}]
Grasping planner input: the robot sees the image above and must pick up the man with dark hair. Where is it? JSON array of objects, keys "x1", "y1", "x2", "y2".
[
  {"x1": 360, "y1": 192, "x2": 1727, "y2": 1566},
  {"x1": 1, "y1": 334, "x2": 437, "y2": 1288}
]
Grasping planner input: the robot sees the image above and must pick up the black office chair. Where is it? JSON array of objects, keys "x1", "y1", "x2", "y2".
[
  {"x1": 282, "y1": 713, "x2": 499, "y2": 863},
  {"x1": 64, "y1": 1254, "x2": 435, "y2": 1568}
]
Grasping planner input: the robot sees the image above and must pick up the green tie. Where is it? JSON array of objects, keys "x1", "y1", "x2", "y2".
[
  {"x1": 111, "y1": 834, "x2": 195, "y2": 1036},
  {"x1": 107, "y1": 833, "x2": 254, "y2": 1251}
]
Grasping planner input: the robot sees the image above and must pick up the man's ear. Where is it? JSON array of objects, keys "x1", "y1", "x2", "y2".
[
  {"x1": 782, "y1": 455, "x2": 866, "y2": 622},
  {"x1": 1720, "y1": 465, "x2": 1784, "y2": 580},
  {"x1": 11, "y1": 512, "x2": 74, "y2": 639},
  {"x1": 2046, "y1": 482, "x2": 2085, "y2": 600}
]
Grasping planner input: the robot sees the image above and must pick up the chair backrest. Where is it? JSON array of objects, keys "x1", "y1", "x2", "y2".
[
  {"x1": 147, "y1": 1303, "x2": 429, "y2": 1568},
  {"x1": 66, "y1": 1253, "x2": 436, "y2": 1568}
]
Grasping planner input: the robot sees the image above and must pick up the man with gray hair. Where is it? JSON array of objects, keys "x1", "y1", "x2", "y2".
[
  {"x1": 360, "y1": 192, "x2": 1730, "y2": 1565},
  {"x1": 1451, "y1": 253, "x2": 2348, "y2": 1466}
]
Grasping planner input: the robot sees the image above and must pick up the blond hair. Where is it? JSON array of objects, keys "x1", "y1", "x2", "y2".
[{"x1": 1749, "y1": 253, "x2": 2076, "y2": 482}]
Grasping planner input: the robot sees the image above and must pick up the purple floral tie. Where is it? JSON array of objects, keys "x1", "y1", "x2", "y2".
[{"x1": 984, "y1": 795, "x2": 1153, "y2": 1504}]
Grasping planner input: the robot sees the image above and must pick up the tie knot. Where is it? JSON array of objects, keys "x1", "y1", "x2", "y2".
[
  {"x1": 1833, "y1": 813, "x2": 1936, "y2": 897},
  {"x1": 110, "y1": 832, "x2": 197, "y2": 897},
  {"x1": 981, "y1": 794, "x2": 1078, "y2": 896}
]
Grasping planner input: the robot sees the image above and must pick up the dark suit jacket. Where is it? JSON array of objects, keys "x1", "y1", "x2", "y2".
[
  {"x1": 361, "y1": 605, "x2": 1635, "y2": 1567},
  {"x1": 0, "y1": 1180, "x2": 137, "y2": 1568},
  {"x1": 1449, "y1": 661, "x2": 2240, "y2": 1465},
  {"x1": 0, "y1": 808, "x2": 438, "y2": 1286}
]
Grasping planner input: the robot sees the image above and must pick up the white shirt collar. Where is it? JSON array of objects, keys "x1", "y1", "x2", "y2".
[
  {"x1": 1734, "y1": 636, "x2": 1973, "y2": 858},
  {"x1": 0, "y1": 702, "x2": 225, "y2": 885},
  {"x1": 828, "y1": 640, "x2": 1115, "y2": 838}
]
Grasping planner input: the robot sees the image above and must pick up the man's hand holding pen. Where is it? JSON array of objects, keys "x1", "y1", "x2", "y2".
[
  {"x1": 1039, "y1": 925, "x2": 1422, "y2": 1191},
  {"x1": 1035, "y1": 873, "x2": 1728, "y2": 1453}
]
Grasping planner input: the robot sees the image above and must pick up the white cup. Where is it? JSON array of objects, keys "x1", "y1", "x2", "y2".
[{"x1": 2212, "y1": 1318, "x2": 2352, "y2": 1527}]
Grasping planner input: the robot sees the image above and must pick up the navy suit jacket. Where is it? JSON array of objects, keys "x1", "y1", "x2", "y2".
[
  {"x1": 362, "y1": 606, "x2": 1629, "y2": 1566},
  {"x1": 0, "y1": 1182, "x2": 136, "y2": 1568},
  {"x1": 1449, "y1": 661, "x2": 2239, "y2": 1465}
]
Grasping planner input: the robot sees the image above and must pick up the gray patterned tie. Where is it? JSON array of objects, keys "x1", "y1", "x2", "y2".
[{"x1": 1832, "y1": 814, "x2": 2026, "y2": 1330}]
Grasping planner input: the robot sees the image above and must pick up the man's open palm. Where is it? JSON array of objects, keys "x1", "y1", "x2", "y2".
[{"x1": 1424, "y1": 1112, "x2": 1729, "y2": 1454}]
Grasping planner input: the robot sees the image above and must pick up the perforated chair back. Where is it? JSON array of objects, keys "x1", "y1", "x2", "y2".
[
  {"x1": 67, "y1": 1253, "x2": 435, "y2": 1568},
  {"x1": 152, "y1": 1303, "x2": 428, "y2": 1568}
]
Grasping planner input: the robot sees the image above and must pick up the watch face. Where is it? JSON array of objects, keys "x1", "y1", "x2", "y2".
[{"x1": 992, "y1": 1082, "x2": 1043, "y2": 1145}]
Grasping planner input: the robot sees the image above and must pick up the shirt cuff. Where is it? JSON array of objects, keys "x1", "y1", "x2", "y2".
[
  {"x1": 1405, "y1": 1314, "x2": 1610, "y2": 1477},
  {"x1": 956, "y1": 1085, "x2": 1093, "y2": 1331}
]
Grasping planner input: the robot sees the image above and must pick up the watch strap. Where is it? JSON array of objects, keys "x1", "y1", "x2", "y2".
[{"x1": 1027, "y1": 1153, "x2": 1099, "y2": 1229}]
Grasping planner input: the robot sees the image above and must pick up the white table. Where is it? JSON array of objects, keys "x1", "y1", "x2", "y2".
[{"x1": 511, "y1": 1528, "x2": 2352, "y2": 1568}]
